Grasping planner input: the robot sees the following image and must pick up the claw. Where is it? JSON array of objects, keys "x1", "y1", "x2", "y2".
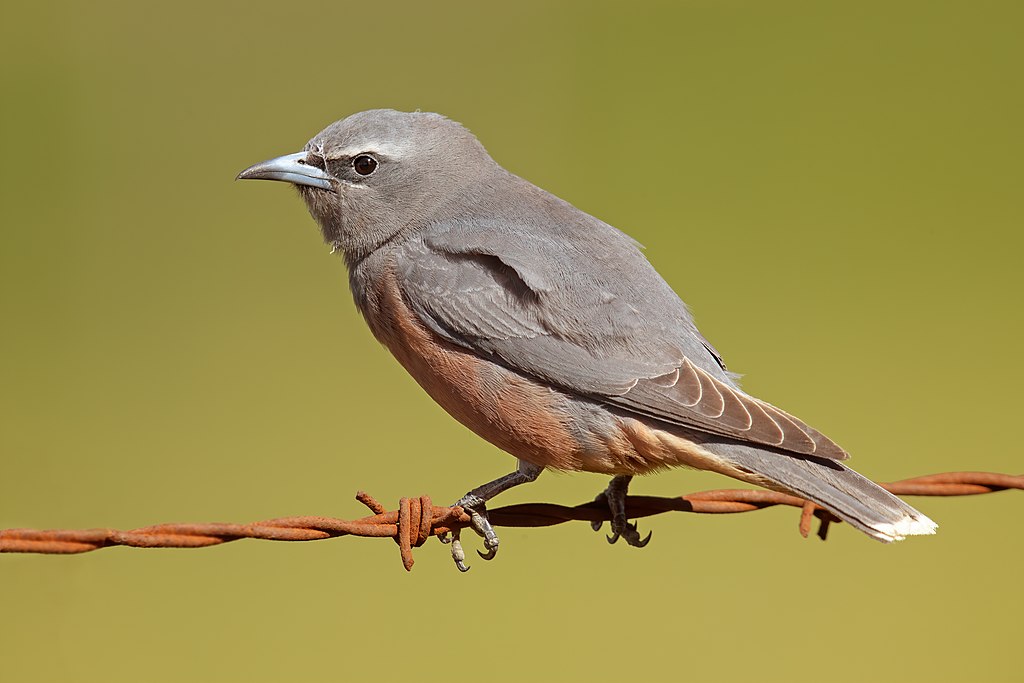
[
  {"x1": 446, "y1": 497, "x2": 504, "y2": 571},
  {"x1": 437, "y1": 531, "x2": 451, "y2": 544},
  {"x1": 478, "y1": 532, "x2": 499, "y2": 561},
  {"x1": 448, "y1": 529, "x2": 471, "y2": 572},
  {"x1": 455, "y1": 499, "x2": 503, "y2": 564},
  {"x1": 591, "y1": 520, "x2": 603, "y2": 532},
  {"x1": 616, "y1": 522, "x2": 652, "y2": 548},
  {"x1": 593, "y1": 475, "x2": 655, "y2": 550}
]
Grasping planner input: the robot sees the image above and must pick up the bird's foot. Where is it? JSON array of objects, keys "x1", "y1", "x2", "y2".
[
  {"x1": 590, "y1": 476, "x2": 652, "y2": 548},
  {"x1": 440, "y1": 494, "x2": 500, "y2": 572},
  {"x1": 605, "y1": 518, "x2": 652, "y2": 547}
]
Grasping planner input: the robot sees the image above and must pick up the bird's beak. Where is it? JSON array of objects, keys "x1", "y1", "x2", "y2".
[{"x1": 236, "y1": 152, "x2": 333, "y2": 190}]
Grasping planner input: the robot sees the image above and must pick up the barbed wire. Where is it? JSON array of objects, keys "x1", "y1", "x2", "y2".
[{"x1": 1, "y1": 471, "x2": 1019, "y2": 571}]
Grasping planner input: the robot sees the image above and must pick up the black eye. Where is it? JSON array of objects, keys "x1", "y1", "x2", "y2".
[{"x1": 353, "y1": 154, "x2": 378, "y2": 176}]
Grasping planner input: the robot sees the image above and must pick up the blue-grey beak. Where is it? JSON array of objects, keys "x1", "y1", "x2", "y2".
[{"x1": 236, "y1": 152, "x2": 333, "y2": 190}]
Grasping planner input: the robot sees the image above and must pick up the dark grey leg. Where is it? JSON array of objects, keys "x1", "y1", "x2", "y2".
[
  {"x1": 443, "y1": 460, "x2": 543, "y2": 571},
  {"x1": 591, "y1": 474, "x2": 652, "y2": 548}
]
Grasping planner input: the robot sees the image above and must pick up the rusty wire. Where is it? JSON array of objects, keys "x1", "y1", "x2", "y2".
[{"x1": 1, "y1": 471, "x2": 1020, "y2": 571}]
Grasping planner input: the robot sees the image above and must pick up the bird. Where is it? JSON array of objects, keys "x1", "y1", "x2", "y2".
[{"x1": 237, "y1": 109, "x2": 936, "y2": 570}]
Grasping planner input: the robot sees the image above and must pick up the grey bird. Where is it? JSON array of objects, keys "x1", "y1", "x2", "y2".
[{"x1": 238, "y1": 109, "x2": 936, "y2": 570}]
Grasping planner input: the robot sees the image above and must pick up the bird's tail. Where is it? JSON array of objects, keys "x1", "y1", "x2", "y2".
[{"x1": 702, "y1": 441, "x2": 937, "y2": 542}]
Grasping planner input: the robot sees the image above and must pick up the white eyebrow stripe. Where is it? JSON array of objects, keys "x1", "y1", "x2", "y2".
[{"x1": 330, "y1": 140, "x2": 411, "y2": 159}]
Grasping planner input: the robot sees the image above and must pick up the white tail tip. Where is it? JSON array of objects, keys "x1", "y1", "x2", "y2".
[{"x1": 869, "y1": 513, "x2": 938, "y2": 542}]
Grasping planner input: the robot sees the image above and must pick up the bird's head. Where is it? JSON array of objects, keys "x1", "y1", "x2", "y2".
[{"x1": 238, "y1": 109, "x2": 492, "y2": 261}]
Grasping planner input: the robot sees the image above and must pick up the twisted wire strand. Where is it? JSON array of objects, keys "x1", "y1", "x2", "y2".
[{"x1": 2, "y1": 471, "x2": 1019, "y2": 570}]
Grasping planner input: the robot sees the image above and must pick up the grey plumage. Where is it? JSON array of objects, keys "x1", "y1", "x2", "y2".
[{"x1": 238, "y1": 108, "x2": 937, "y2": 546}]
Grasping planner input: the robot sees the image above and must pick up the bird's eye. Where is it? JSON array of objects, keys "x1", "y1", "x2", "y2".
[{"x1": 352, "y1": 155, "x2": 378, "y2": 176}]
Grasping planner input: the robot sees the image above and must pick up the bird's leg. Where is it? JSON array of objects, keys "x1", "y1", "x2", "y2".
[
  {"x1": 442, "y1": 460, "x2": 543, "y2": 571},
  {"x1": 591, "y1": 474, "x2": 652, "y2": 548}
]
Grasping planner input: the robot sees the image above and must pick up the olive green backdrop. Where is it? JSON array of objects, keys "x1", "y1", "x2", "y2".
[{"x1": 2, "y1": 2, "x2": 1020, "y2": 682}]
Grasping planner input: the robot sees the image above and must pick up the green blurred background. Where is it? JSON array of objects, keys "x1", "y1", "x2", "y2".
[{"x1": 2, "y1": 2, "x2": 1021, "y2": 681}]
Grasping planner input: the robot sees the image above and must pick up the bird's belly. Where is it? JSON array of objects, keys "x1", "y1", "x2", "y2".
[{"x1": 366, "y1": 267, "x2": 586, "y2": 470}]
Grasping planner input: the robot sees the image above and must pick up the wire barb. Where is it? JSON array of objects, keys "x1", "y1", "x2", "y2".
[{"x1": 1, "y1": 472, "x2": 1020, "y2": 570}]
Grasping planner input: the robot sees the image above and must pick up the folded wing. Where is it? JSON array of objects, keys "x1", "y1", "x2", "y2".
[{"x1": 396, "y1": 218, "x2": 847, "y2": 460}]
